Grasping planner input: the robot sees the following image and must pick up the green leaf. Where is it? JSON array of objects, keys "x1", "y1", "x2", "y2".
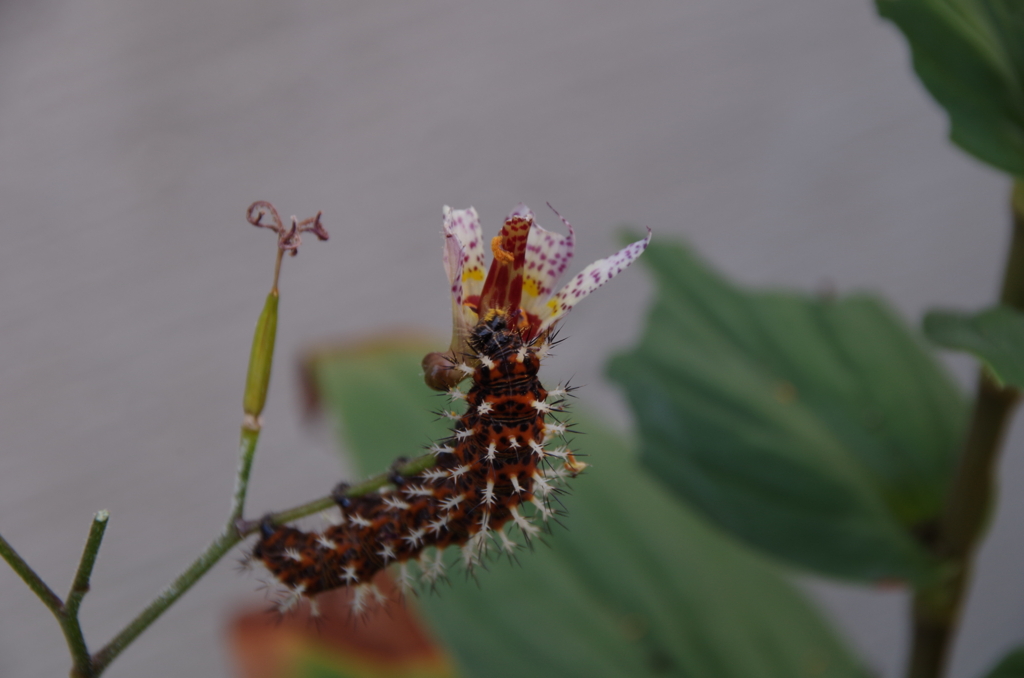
[
  {"x1": 607, "y1": 239, "x2": 967, "y2": 583},
  {"x1": 924, "y1": 305, "x2": 1024, "y2": 389},
  {"x1": 876, "y1": 0, "x2": 1024, "y2": 176},
  {"x1": 294, "y1": 651, "x2": 457, "y2": 678},
  {"x1": 305, "y1": 341, "x2": 869, "y2": 678},
  {"x1": 982, "y1": 647, "x2": 1024, "y2": 678}
]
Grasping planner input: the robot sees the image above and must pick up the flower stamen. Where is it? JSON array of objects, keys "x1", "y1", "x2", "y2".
[{"x1": 491, "y1": 236, "x2": 515, "y2": 264}]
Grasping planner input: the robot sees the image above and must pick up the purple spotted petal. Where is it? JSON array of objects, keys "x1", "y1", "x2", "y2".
[
  {"x1": 442, "y1": 206, "x2": 483, "y2": 353},
  {"x1": 443, "y1": 206, "x2": 487, "y2": 301},
  {"x1": 521, "y1": 209, "x2": 575, "y2": 321},
  {"x1": 442, "y1": 210, "x2": 465, "y2": 307},
  {"x1": 540, "y1": 228, "x2": 652, "y2": 334}
]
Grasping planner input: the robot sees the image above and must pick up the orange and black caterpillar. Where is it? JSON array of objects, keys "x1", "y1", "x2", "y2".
[
  {"x1": 250, "y1": 203, "x2": 650, "y2": 613},
  {"x1": 252, "y1": 309, "x2": 576, "y2": 613}
]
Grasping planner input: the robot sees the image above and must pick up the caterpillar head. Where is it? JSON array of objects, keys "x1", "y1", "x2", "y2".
[{"x1": 468, "y1": 309, "x2": 519, "y2": 357}]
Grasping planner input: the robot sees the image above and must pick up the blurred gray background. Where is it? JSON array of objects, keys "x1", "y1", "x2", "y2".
[{"x1": 0, "y1": 0, "x2": 1018, "y2": 676}]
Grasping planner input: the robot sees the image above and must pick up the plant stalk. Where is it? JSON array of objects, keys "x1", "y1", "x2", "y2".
[
  {"x1": 93, "y1": 419, "x2": 267, "y2": 675},
  {"x1": 89, "y1": 452, "x2": 434, "y2": 676},
  {"x1": 64, "y1": 512, "x2": 110, "y2": 677},
  {"x1": 67, "y1": 511, "x2": 109, "y2": 616},
  {"x1": 0, "y1": 205, "x2": 332, "y2": 677},
  {"x1": 0, "y1": 531, "x2": 64, "y2": 615},
  {"x1": 0, "y1": 512, "x2": 113, "y2": 678},
  {"x1": 230, "y1": 428, "x2": 261, "y2": 525},
  {"x1": 907, "y1": 180, "x2": 1024, "y2": 678}
]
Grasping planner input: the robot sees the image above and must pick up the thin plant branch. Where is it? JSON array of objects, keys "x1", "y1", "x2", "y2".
[
  {"x1": 230, "y1": 429, "x2": 261, "y2": 526},
  {"x1": 91, "y1": 202, "x2": 331, "y2": 676},
  {"x1": 0, "y1": 512, "x2": 113, "y2": 678},
  {"x1": 0, "y1": 202, "x2": 336, "y2": 678},
  {"x1": 0, "y1": 531, "x2": 63, "y2": 616},
  {"x1": 91, "y1": 452, "x2": 435, "y2": 676},
  {"x1": 90, "y1": 526, "x2": 237, "y2": 674},
  {"x1": 907, "y1": 180, "x2": 1024, "y2": 678},
  {"x1": 237, "y1": 453, "x2": 438, "y2": 536},
  {"x1": 62, "y1": 511, "x2": 110, "y2": 677},
  {"x1": 67, "y1": 511, "x2": 109, "y2": 615}
]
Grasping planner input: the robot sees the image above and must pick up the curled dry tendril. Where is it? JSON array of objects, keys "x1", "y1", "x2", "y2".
[{"x1": 247, "y1": 200, "x2": 329, "y2": 256}]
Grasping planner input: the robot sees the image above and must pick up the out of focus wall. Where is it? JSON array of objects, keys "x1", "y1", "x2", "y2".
[{"x1": 0, "y1": 1, "x2": 1017, "y2": 676}]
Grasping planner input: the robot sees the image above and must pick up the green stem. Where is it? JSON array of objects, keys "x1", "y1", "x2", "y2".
[
  {"x1": 999, "y1": 182, "x2": 1024, "y2": 309},
  {"x1": 93, "y1": 423, "x2": 264, "y2": 675},
  {"x1": 231, "y1": 427, "x2": 260, "y2": 525},
  {"x1": 0, "y1": 531, "x2": 63, "y2": 615},
  {"x1": 64, "y1": 512, "x2": 110, "y2": 678},
  {"x1": 0, "y1": 209, "x2": 333, "y2": 677},
  {"x1": 89, "y1": 452, "x2": 435, "y2": 676},
  {"x1": 907, "y1": 180, "x2": 1024, "y2": 678},
  {"x1": 67, "y1": 512, "x2": 109, "y2": 616},
  {"x1": 236, "y1": 453, "x2": 437, "y2": 532},
  {"x1": 90, "y1": 526, "x2": 237, "y2": 675},
  {"x1": 0, "y1": 513, "x2": 113, "y2": 678},
  {"x1": 908, "y1": 374, "x2": 1018, "y2": 678}
]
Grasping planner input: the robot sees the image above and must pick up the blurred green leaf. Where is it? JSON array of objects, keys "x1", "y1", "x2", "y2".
[
  {"x1": 982, "y1": 647, "x2": 1024, "y2": 678},
  {"x1": 607, "y1": 239, "x2": 967, "y2": 583},
  {"x1": 876, "y1": 0, "x2": 1024, "y2": 176},
  {"x1": 294, "y1": 651, "x2": 455, "y2": 678},
  {"x1": 305, "y1": 341, "x2": 869, "y2": 678},
  {"x1": 924, "y1": 305, "x2": 1024, "y2": 389}
]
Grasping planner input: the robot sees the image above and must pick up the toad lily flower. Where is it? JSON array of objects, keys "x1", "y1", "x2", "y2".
[{"x1": 423, "y1": 204, "x2": 651, "y2": 390}]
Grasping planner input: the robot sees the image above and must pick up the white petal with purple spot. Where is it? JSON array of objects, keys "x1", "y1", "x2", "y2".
[
  {"x1": 521, "y1": 211, "x2": 575, "y2": 321},
  {"x1": 540, "y1": 228, "x2": 652, "y2": 333},
  {"x1": 442, "y1": 206, "x2": 487, "y2": 301}
]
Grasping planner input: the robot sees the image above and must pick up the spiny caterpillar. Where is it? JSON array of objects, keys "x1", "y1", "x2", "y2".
[
  {"x1": 250, "y1": 204, "x2": 650, "y2": 614},
  {"x1": 253, "y1": 309, "x2": 575, "y2": 614}
]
